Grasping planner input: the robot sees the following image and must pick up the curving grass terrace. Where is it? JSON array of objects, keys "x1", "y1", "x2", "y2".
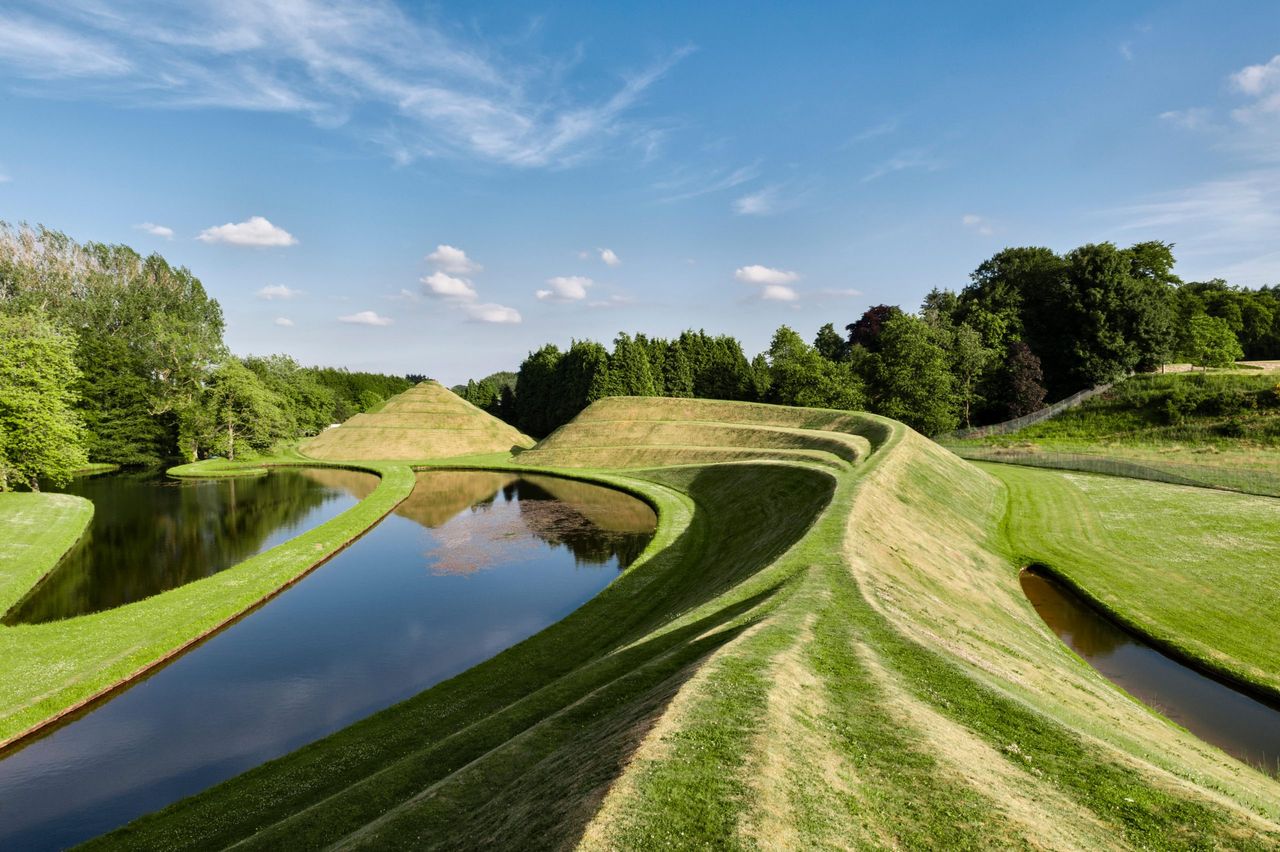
[{"x1": 51, "y1": 393, "x2": 1275, "y2": 849}]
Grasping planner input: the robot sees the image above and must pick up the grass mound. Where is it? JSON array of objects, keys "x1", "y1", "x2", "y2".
[
  {"x1": 520, "y1": 396, "x2": 875, "y2": 471},
  {"x1": 98, "y1": 397, "x2": 1280, "y2": 848},
  {"x1": 301, "y1": 382, "x2": 535, "y2": 461}
]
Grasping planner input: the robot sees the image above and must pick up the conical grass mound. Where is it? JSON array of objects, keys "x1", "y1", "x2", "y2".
[{"x1": 301, "y1": 381, "x2": 534, "y2": 461}]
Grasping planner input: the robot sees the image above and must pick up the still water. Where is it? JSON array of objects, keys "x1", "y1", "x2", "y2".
[
  {"x1": 7, "y1": 468, "x2": 376, "y2": 623},
  {"x1": 0, "y1": 470, "x2": 655, "y2": 850},
  {"x1": 1022, "y1": 568, "x2": 1280, "y2": 771}
]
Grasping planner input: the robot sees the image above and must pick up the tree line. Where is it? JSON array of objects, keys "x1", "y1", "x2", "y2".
[
  {"x1": 459, "y1": 241, "x2": 1279, "y2": 439},
  {"x1": 0, "y1": 224, "x2": 412, "y2": 489}
]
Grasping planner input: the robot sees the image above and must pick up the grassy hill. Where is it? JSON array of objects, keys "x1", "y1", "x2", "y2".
[
  {"x1": 98, "y1": 396, "x2": 1280, "y2": 849},
  {"x1": 301, "y1": 381, "x2": 535, "y2": 461}
]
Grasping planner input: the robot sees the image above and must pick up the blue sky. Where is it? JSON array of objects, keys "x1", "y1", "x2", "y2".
[{"x1": 1, "y1": 1, "x2": 1278, "y2": 383}]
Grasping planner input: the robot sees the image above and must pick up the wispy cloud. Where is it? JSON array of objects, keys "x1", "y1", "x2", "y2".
[
  {"x1": 851, "y1": 118, "x2": 898, "y2": 143},
  {"x1": 733, "y1": 186, "x2": 779, "y2": 216},
  {"x1": 339, "y1": 310, "x2": 392, "y2": 326},
  {"x1": 654, "y1": 161, "x2": 761, "y2": 203},
  {"x1": 0, "y1": 2, "x2": 690, "y2": 169},
  {"x1": 961, "y1": 213, "x2": 994, "y2": 236},
  {"x1": 1159, "y1": 108, "x2": 1213, "y2": 131},
  {"x1": 462, "y1": 302, "x2": 521, "y2": 323},
  {"x1": 1112, "y1": 169, "x2": 1280, "y2": 285},
  {"x1": 199, "y1": 216, "x2": 296, "y2": 247},
  {"x1": 0, "y1": 13, "x2": 132, "y2": 77},
  {"x1": 256, "y1": 284, "x2": 303, "y2": 300},
  {"x1": 274, "y1": 316, "x2": 295, "y2": 327},
  {"x1": 1119, "y1": 41, "x2": 1134, "y2": 62},
  {"x1": 598, "y1": 247, "x2": 620, "y2": 266},
  {"x1": 135, "y1": 222, "x2": 173, "y2": 239},
  {"x1": 862, "y1": 148, "x2": 943, "y2": 183}
]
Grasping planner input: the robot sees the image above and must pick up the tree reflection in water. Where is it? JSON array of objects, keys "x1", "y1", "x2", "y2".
[
  {"x1": 6, "y1": 469, "x2": 374, "y2": 625},
  {"x1": 392, "y1": 471, "x2": 657, "y2": 576}
]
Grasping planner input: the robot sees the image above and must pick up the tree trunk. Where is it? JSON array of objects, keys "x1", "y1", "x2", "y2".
[{"x1": 227, "y1": 419, "x2": 235, "y2": 461}]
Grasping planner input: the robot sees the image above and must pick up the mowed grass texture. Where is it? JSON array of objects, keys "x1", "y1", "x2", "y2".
[
  {"x1": 99, "y1": 397, "x2": 1280, "y2": 849},
  {"x1": 301, "y1": 381, "x2": 535, "y2": 461},
  {"x1": 989, "y1": 463, "x2": 1280, "y2": 698},
  {"x1": 0, "y1": 460, "x2": 416, "y2": 747}
]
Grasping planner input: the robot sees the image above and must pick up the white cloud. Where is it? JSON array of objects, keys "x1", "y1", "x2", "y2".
[
  {"x1": 1119, "y1": 41, "x2": 1134, "y2": 62},
  {"x1": 339, "y1": 310, "x2": 392, "y2": 326},
  {"x1": 426, "y1": 244, "x2": 481, "y2": 274},
  {"x1": 733, "y1": 187, "x2": 778, "y2": 216},
  {"x1": 961, "y1": 213, "x2": 994, "y2": 236},
  {"x1": 135, "y1": 222, "x2": 173, "y2": 239},
  {"x1": 1232, "y1": 55, "x2": 1280, "y2": 97},
  {"x1": 274, "y1": 316, "x2": 295, "y2": 327},
  {"x1": 463, "y1": 302, "x2": 521, "y2": 324},
  {"x1": 198, "y1": 216, "x2": 296, "y2": 247},
  {"x1": 422, "y1": 270, "x2": 478, "y2": 300},
  {"x1": 735, "y1": 264, "x2": 799, "y2": 286},
  {"x1": 0, "y1": 172, "x2": 11, "y2": 184},
  {"x1": 536, "y1": 275, "x2": 593, "y2": 302},
  {"x1": 1231, "y1": 55, "x2": 1280, "y2": 124},
  {"x1": 817, "y1": 288, "x2": 864, "y2": 298},
  {"x1": 0, "y1": 4, "x2": 690, "y2": 169},
  {"x1": 256, "y1": 284, "x2": 302, "y2": 300},
  {"x1": 761, "y1": 284, "x2": 798, "y2": 302},
  {"x1": 599, "y1": 247, "x2": 620, "y2": 266}
]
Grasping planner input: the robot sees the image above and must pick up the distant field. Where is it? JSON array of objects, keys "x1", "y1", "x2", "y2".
[{"x1": 946, "y1": 371, "x2": 1280, "y2": 496}]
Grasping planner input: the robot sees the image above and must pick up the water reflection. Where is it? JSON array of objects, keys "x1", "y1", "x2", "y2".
[
  {"x1": 1022, "y1": 569, "x2": 1280, "y2": 770},
  {"x1": 0, "y1": 473, "x2": 656, "y2": 850},
  {"x1": 7, "y1": 469, "x2": 375, "y2": 624}
]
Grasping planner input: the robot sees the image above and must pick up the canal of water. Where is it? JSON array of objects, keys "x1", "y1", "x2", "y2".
[{"x1": 0, "y1": 469, "x2": 655, "y2": 850}]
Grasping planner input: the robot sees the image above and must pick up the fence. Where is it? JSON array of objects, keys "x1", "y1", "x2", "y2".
[
  {"x1": 940, "y1": 381, "x2": 1117, "y2": 441},
  {"x1": 948, "y1": 445, "x2": 1280, "y2": 499}
]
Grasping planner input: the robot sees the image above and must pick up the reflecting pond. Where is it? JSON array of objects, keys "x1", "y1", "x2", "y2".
[
  {"x1": 0, "y1": 470, "x2": 656, "y2": 850},
  {"x1": 1021, "y1": 568, "x2": 1280, "y2": 771},
  {"x1": 6, "y1": 468, "x2": 377, "y2": 624}
]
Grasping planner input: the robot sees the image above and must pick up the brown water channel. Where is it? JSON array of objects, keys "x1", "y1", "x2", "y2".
[
  {"x1": 0, "y1": 470, "x2": 656, "y2": 850},
  {"x1": 1021, "y1": 568, "x2": 1280, "y2": 772}
]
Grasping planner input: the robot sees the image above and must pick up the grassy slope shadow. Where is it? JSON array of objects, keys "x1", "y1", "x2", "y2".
[{"x1": 92, "y1": 462, "x2": 835, "y2": 850}]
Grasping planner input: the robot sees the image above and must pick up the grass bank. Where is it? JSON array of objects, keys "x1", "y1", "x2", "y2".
[
  {"x1": 0, "y1": 492, "x2": 93, "y2": 613},
  {"x1": 98, "y1": 398, "x2": 1280, "y2": 849},
  {"x1": 0, "y1": 457, "x2": 415, "y2": 749},
  {"x1": 988, "y1": 462, "x2": 1280, "y2": 699}
]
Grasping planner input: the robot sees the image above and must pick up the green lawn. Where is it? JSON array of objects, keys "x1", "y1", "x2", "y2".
[
  {"x1": 0, "y1": 458, "x2": 415, "y2": 748},
  {"x1": 988, "y1": 462, "x2": 1280, "y2": 698},
  {"x1": 88, "y1": 399, "x2": 1280, "y2": 849},
  {"x1": 945, "y1": 371, "x2": 1280, "y2": 497},
  {"x1": 0, "y1": 491, "x2": 93, "y2": 613}
]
